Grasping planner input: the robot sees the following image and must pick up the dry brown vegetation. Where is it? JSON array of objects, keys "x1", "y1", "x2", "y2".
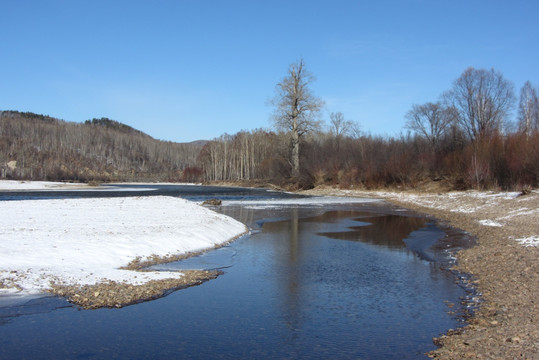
[
  {"x1": 0, "y1": 111, "x2": 203, "y2": 182},
  {"x1": 3, "y1": 109, "x2": 539, "y2": 191}
]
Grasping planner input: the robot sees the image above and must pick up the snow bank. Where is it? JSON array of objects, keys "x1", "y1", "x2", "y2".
[
  {"x1": 0, "y1": 180, "x2": 89, "y2": 190},
  {"x1": 0, "y1": 180, "x2": 159, "y2": 192},
  {"x1": 0, "y1": 196, "x2": 247, "y2": 294}
]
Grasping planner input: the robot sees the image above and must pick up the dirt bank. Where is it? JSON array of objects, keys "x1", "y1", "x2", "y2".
[{"x1": 302, "y1": 186, "x2": 539, "y2": 359}]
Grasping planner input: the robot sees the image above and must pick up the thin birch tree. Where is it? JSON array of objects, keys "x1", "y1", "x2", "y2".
[{"x1": 517, "y1": 81, "x2": 539, "y2": 137}]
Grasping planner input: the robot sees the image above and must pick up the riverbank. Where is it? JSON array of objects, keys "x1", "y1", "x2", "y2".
[
  {"x1": 301, "y1": 186, "x2": 539, "y2": 359},
  {"x1": 0, "y1": 193, "x2": 248, "y2": 308}
]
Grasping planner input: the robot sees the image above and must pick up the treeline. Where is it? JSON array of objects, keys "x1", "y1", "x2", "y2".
[
  {"x1": 198, "y1": 125, "x2": 539, "y2": 190},
  {"x1": 198, "y1": 130, "x2": 289, "y2": 181},
  {"x1": 2, "y1": 108, "x2": 538, "y2": 190},
  {"x1": 0, "y1": 111, "x2": 203, "y2": 182},
  {"x1": 200, "y1": 67, "x2": 539, "y2": 191}
]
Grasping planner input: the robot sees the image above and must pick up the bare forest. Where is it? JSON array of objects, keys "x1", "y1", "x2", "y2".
[
  {"x1": 0, "y1": 111, "x2": 203, "y2": 182},
  {"x1": 199, "y1": 65, "x2": 539, "y2": 191},
  {"x1": 1, "y1": 66, "x2": 538, "y2": 190}
]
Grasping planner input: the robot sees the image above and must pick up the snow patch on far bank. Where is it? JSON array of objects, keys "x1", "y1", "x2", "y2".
[
  {"x1": 0, "y1": 196, "x2": 247, "y2": 294},
  {"x1": 0, "y1": 180, "x2": 161, "y2": 192},
  {"x1": 478, "y1": 220, "x2": 503, "y2": 227},
  {"x1": 0, "y1": 180, "x2": 90, "y2": 190},
  {"x1": 515, "y1": 236, "x2": 539, "y2": 247},
  {"x1": 222, "y1": 196, "x2": 381, "y2": 208}
]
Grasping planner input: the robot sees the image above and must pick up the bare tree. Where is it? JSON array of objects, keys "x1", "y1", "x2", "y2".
[
  {"x1": 517, "y1": 81, "x2": 539, "y2": 137},
  {"x1": 329, "y1": 111, "x2": 353, "y2": 152},
  {"x1": 444, "y1": 67, "x2": 515, "y2": 141},
  {"x1": 349, "y1": 120, "x2": 362, "y2": 139},
  {"x1": 270, "y1": 58, "x2": 324, "y2": 177},
  {"x1": 329, "y1": 112, "x2": 352, "y2": 137},
  {"x1": 405, "y1": 102, "x2": 455, "y2": 148}
]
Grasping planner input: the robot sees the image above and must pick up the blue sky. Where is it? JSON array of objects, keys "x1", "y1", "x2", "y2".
[{"x1": 1, "y1": 1, "x2": 538, "y2": 142}]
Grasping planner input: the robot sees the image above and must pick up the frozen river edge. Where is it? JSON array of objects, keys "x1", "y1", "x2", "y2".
[{"x1": 0, "y1": 192, "x2": 249, "y2": 308}]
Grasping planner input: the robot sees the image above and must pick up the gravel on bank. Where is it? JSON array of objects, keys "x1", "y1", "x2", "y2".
[
  {"x1": 301, "y1": 186, "x2": 539, "y2": 359},
  {"x1": 49, "y1": 270, "x2": 221, "y2": 309}
]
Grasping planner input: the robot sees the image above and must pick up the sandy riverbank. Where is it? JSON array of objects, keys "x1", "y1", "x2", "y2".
[{"x1": 301, "y1": 186, "x2": 539, "y2": 359}]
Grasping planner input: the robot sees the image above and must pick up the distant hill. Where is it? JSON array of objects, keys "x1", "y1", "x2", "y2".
[
  {"x1": 0, "y1": 110, "x2": 59, "y2": 124},
  {"x1": 84, "y1": 117, "x2": 151, "y2": 138},
  {"x1": 0, "y1": 110, "x2": 205, "y2": 182}
]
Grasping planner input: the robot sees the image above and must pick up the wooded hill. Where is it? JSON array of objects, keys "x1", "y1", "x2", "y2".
[{"x1": 0, "y1": 111, "x2": 204, "y2": 182}]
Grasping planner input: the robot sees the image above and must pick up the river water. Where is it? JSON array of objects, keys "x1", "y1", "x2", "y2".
[{"x1": 0, "y1": 185, "x2": 472, "y2": 359}]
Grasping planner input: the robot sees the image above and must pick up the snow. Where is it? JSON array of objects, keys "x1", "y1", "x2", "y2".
[
  {"x1": 0, "y1": 180, "x2": 89, "y2": 190},
  {"x1": 478, "y1": 220, "x2": 503, "y2": 227},
  {"x1": 0, "y1": 196, "x2": 248, "y2": 294},
  {"x1": 515, "y1": 236, "x2": 539, "y2": 247},
  {"x1": 223, "y1": 196, "x2": 381, "y2": 208},
  {"x1": 0, "y1": 180, "x2": 157, "y2": 192}
]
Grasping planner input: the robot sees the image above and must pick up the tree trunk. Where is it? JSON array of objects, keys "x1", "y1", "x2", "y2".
[{"x1": 291, "y1": 119, "x2": 300, "y2": 178}]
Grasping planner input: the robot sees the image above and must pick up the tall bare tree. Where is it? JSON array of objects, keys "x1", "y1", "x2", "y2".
[
  {"x1": 444, "y1": 67, "x2": 515, "y2": 141},
  {"x1": 405, "y1": 102, "x2": 455, "y2": 148},
  {"x1": 517, "y1": 81, "x2": 539, "y2": 137},
  {"x1": 270, "y1": 59, "x2": 324, "y2": 178}
]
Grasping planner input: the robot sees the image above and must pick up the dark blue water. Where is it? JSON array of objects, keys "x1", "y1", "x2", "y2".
[{"x1": 0, "y1": 185, "x2": 472, "y2": 359}]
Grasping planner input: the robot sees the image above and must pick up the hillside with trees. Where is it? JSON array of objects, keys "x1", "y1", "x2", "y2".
[
  {"x1": 1, "y1": 64, "x2": 538, "y2": 190},
  {"x1": 0, "y1": 111, "x2": 204, "y2": 182}
]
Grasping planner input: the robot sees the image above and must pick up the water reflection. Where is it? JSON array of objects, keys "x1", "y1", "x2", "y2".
[{"x1": 263, "y1": 210, "x2": 428, "y2": 249}]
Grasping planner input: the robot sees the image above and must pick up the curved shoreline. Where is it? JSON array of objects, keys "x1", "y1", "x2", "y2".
[
  {"x1": 48, "y1": 270, "x2": 223, "y2": 309},
  {"x1": 47, "y1": 229, "x2": 250, "y2": 309},
  {"x1": 301, "y1": 186, "x2": 539, "y2": 358}
]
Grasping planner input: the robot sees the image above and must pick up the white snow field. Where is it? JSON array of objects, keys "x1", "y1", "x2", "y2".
[
  {"x1": 0, "y1": 180, "x2": 91, "y2": 190},
  {"x1": 0, "y1": 196, "x2": 248, "y2": 294},
  {"x1": 0, "y1": 180, "x2": 157, "y2": 192}
]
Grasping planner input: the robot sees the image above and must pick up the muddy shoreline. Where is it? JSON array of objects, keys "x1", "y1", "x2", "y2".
[{"x1": 301, "y1": 186, "x2": 539, "y2": 359}]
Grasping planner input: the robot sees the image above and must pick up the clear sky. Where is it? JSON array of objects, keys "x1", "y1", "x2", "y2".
[{"x1": 1, "y1": 1, "x2": 538, "y2": 143}]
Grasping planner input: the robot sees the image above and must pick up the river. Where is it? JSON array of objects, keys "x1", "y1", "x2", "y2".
[{"x1": 0, "y1": 184, "x2": 473, "y2": 359}]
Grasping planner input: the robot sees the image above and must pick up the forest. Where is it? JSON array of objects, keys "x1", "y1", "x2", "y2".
[
  {"x1": 0, "y1": 111, "x2": 203, "y2": 182},
  {"x1": 1, "y1": 65, "x2": 538, "y2": 190},
  {"x1": 199, "y1": 64, "x2": 539, "y2": 191}
]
